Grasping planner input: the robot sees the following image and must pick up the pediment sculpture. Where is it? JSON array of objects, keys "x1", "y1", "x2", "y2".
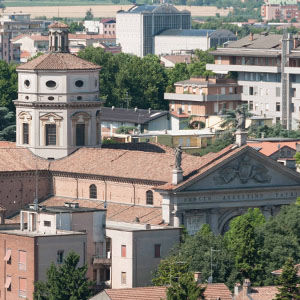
[{"x1": 214, "y1": 155, "x2": 272, "y2": 185}]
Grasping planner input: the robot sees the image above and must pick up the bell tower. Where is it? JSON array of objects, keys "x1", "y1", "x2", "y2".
[
  {"x1": 14, "y1": 22, "x2": 102, "y2": 159},
  {"x1": 49, "y1": 22, "x2": 69, "y2": 53}
]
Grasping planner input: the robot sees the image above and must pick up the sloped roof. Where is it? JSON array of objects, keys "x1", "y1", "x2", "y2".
[
  {"x1": 17, "y1": 53, "x2": 101, "y2": 71},
  {"x1": 101, "y1": 107, "x2": 169, "y2": 124},
  {"x1": 0, "y1": 147, "x2": 49, "y2": 172},
  {"x1": 247, "y1": 141, "x2": 297, "y2": 156},
  {"x1": 161, "y1": 54, "x2": 192, "y2": 64},
  {"x1": 49, "y1": 144, "x2": 206, "y2": 184},
  {"x1": 48, "y1": 21, "x2": 69, "y2": 29},
  {"x1": 272, "y1": 264, "x2": 300, "y2": 277},
  {"x1": 92, "y1": 283, "x2": 232, "y2": 300},
  {"x1": 124, "y1": 4, "x2": 183, "y2": 14},
  {"x1": 10, "y1": 196, "x2": 163, "y2": 225},
  {"x1": 238, "y1": 286, "x2": 278, "y2": 300}
]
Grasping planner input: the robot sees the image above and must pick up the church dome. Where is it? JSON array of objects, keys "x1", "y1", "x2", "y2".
[{"x1": 16, "y1": 53, "x2": 101, "y2": 71}]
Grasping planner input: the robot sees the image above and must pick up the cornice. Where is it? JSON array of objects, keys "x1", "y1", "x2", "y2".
[{"x1": 14, "y1": 101, "x2": 102, "y2": 109}]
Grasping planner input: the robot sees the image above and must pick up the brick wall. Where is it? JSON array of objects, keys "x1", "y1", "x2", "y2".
[
  {"x1": 53, "y1": 175, "x2": 163, "y2": 207},
  {"x1": 0, "y1": 233, "x2": 36, "y2": 300}
]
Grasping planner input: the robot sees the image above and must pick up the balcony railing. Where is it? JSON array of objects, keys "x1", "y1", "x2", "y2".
[
  {"x1": 164, "y1": 92, "x2": 241, "y2": 102},
  {"x1": 92, "y1": 253, "x2": 111, "y2": 265}
]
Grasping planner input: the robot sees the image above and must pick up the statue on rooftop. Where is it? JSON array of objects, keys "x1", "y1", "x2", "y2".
[
  {"x1": 175, "y1": 146, "x2": 183, "y2": 170},
  {"x1": 236, "y1": 105, "x2": 247, "y2": 131}
]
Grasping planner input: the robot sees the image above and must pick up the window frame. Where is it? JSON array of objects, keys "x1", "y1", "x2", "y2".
[
  {"x1": 45, "y1": 124, "x2": 57, "y2": 146},
  {"x1": 89, "y1": 184, "x2": 97, "y2": 199},
  {"x1": 146, "y1": 190, "x2": 153, "y2": 205}
]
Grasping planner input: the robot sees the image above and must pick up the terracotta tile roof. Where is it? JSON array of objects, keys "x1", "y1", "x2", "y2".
[
  {"x1": 21, "y1": 50, "x2": 31, "y2": 59},
  {"x1": 10, "y1": 196, "x2": 163, "y2": 225},
  {"x1": 247, "y1": 141, "x2": 298, "y2": 156},
  {"x1": 17, "y1": 53, "x2": 101, "y2": 70},
  {"x1": 161, "y1": 54, "x2": 192, "y2": 64},
  {"x1": 48, "y1": 21, "x2": 69, "y2": 29},
  {"x1": 94, "y1": 283, "x2": 232, "y2": 300},
  {"x1": 272, "y1": 264, "x2": 300, "y2": 277},
  {"x1": 239, "y1": 286, "x2": 278, "y2": 300},
  {"x1": 49, "y1": 145, "x2": 206, "y2": 184},
  {"x1": 13, "y1": 34, "x2": 48, "y2": 42},
  {"x1": 0, "y1": 147, "x2": 49, "y2": 172},
  {"x1": 0, "y1": 141, "x2": 16, "y2": 148},
  {"x1": 102, "y1": 286, "x2": 167, "y2": 300},
  {"x1": 100, "y1": 18, "x2": 116, "y2": 24}
]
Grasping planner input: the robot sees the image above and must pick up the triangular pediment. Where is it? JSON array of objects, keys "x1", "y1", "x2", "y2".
[{"x1": 180, "y1": 146, "x2": 300, "y2": 192}]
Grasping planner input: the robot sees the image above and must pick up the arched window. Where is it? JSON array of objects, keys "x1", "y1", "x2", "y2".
[
  {"x1": 146, "y1": 190, "x2": 153, "y2": 205},
  {"x1": 89, "y1": 184, "x2": 97, "y2": 199}
]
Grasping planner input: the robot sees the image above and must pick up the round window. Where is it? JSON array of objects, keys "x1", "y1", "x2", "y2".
[
  {"x1": 25, "y1": 96, "x2": 29, "y2": 100},
  {"x1": 24, "y1": 80, "x2": 30, "y2": 88},
  {"x1": 48, "y1": 96, "x2": 54, "y2": 101},
  {"x1": 75, "y1": 80, "x2": 84, "y2": 88},
  {"x1": 46, "y1": 80, "x2": 57, "y2": 88},
  {"x1": 77, "y1": 96, "x2": 82, "y2": 100}
]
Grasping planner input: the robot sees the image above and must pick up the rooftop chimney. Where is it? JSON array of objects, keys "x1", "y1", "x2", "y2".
[
  {"x1": 194, "y1": 272, "x2": 202, "y2": 284},
  {"x1": 249, "y1": 32, "x2": 254, "y2": 41},
  {"x1": 243, "y1": 279, "x2": 251, "y2": 297},
  {"x1": 235, "y1": 130, "x2": 248, "y2": 147},
  {"x1": 234, "y1": 283, "x2": 242, "y2": 296}
]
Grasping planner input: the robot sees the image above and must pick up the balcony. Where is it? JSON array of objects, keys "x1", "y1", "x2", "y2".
[
  {"x1": 206, "y1": 64, "x2": 281, "y2": 74},
  {"x1": 92, "y1": 254, "x2": 111, "y2": 266},
  {"x1": 285, "y1": 67, "x2": 300, "y2": 74},
  {"x1": 164, "y1": 93, "x2": 241, "y2": 102}
]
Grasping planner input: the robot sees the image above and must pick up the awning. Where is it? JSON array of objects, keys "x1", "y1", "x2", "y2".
[
  {"x1": 5, "y1": 276, "x2": 11, "y2": 289},
  {"x1": 4, "y1": 249, "x2": 11, "y2": 261}
]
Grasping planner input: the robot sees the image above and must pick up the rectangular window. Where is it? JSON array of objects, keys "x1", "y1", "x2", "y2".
[
  {"x1": 44, "y1": 221, "x2": 51, "y2": 227},
  {"x1": 276, "y1": 102, "x2": 281, "y2": 112},
  {"x1": 154, "y1": 244, "x2": 161, "y2": 258},
  {"x1": 121, "y1": 245, "x2": 126, "y2": 258},
  {"x1": 18, "y1": 251, "x2": 26, "y2": 271},
  {"x1": 276, "y1": 117, "x2": 281, "y2": 124},
  {"x1": 19, "y1": 277, "x2": 26, "y2": 298},
  {"x1": 221, "y1": 87, "x2": 226, "y2": 95},
  {"x1": 291, "y1": 102, "x2": 295, "y2": 112},
  {"x1": 276, "y1": 87, "x2": 281, "y2": 97},
  {"x1": 192, "y1": 87, "x2": 196, "y2": 94},
  {"x1": 76, "y1": 124, "x2": 85, "y2": 146},
  {"x1": 188, "y1": 103, "x2": 191, "y2": 113},
  {"x1": 23, "y1": 123, "x2": 29, "y2": 144},
  {"x1": 5, "y1": 276, "x2": 12, "y2": 291},
  {"x1": 4, "y1": 248, "x2": 12, "y2": 264},
  {"x1": 121, "y1": 272, "x2": 126, "y2": 284},
  {"x1": 266, "y1": 103, "x2": 269, "y2": 111},
  {"x1": 218, "y1": 56, "x2": 221, "y2": 65},
  {"x1": 266, "y1": 89, "x2": 269, "y2": 96},
  {"x1": 57, "y1": 250, "x2": 64, "y2": 264},
  {"x1": 229, "y1": 87, "x2": 233, "y2": 94},
  {"x1": 171, "y1": 101, "x2": 175, "y2": 111},
  {"x1": 46, "y1": 124, "x2": 56, "y2": 146},
  {"x1": 249, "y1": 87, "x2": 254, "y2": 95},
  {"x1": 255, "y1": 103, "x2": 259, "y2": 110},
  {"x1": 181, "y1": 102, "x2": 185, "y2": 112}
]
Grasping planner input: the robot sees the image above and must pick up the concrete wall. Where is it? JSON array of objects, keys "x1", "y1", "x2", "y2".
[
  {"x1": 106, "y1": 226, "x2": 181, "y2": 288},
  {"x1": 37, "y1": 233, "x2": 86, "y2": 282},
  {"x1": 155, "y1": 35, "x2": 208, "y2": 55},
  {"x1": 148, "y1": 115, "x2": 170, "y2": 131},
  {"x1": 116, "y1": 13, "x2": 142, "y2": 57}
]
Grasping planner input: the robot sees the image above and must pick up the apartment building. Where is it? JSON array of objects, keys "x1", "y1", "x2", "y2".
[
  {"x1": 116, "y1": 4, "x2": 191, "y2": 57},
  {"x1": 206, "y1": 32, "x2": 300, "y2": 130},
  {"x1": 164, "y1": 76, "x2": 242, "y2": 124},
  {"x1": 106, "y1": 221, "x2": 181, "y2": 289},
  {"x1": 0, "y1": 205, "x2": 87, "y2": 300},
  {"x1": 0, "y1": 13, "x2": 44, "y2": 63}
]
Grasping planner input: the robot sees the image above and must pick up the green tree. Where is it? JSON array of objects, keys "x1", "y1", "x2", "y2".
[
  {"x1": 220, "y1": 104, "x2": 252, "y2": 131},
  {"x1": 0, "y1": 61, "x2": 18, "y2": 111},
  {"x1": 85, "y1": 8, "x2": 94, "y2": 20},
  {"x1": 152, "y1": 255, "x2": 190, "y2": 286},
  {"x1": 33, "y1": 251, "x2": 93, "y2": 300},
  {"x1": 69, "y1": 22, "x2": 84, "y2": 33},
  {"x1": 0, "y1": 107, "x2": 15, "y2": 141},
  {"x1": 166, "y1": 271, "x2": 206, "y2": 300},
  {"x1": 224, "y1": 208, "x2": 265, "y2": 283},
  {"x1": 274, "y1": 258, "x2": 300, "y2": 300}
]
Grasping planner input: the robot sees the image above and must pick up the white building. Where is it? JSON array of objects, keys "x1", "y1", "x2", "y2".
[
  {"x1": 116, "y1": 4, "x2": 191, "y2": 57},
  {"x1": 14, "y1": 22, "x2": 103, "y2": 159},
  {"x1": 106, "y1": 221, "x2": 181, "y2": 288}
]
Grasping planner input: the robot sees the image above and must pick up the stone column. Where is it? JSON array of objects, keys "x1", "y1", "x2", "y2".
[{"x1": 210, "y1": 209, "x2": 219, "y2": 235}]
